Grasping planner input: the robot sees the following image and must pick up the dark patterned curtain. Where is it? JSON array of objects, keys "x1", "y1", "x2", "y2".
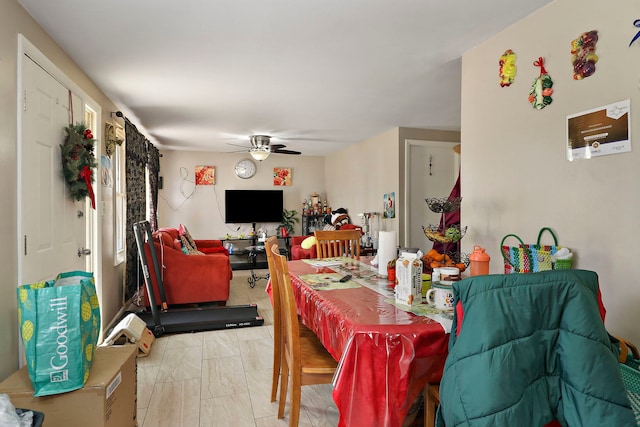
[
  {"x1": 147, "y1": 142, "x2": 160, "y2": 231},
  {"x1": 124, "y1": 118, "x2": 150, "y2": 300}
]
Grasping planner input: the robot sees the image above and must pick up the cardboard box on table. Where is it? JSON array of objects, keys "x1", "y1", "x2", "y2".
[
  {"x1": 0, "y1": 345, "x2": 137, "y2": 427},
  {"x1": 395, "y1": 252, "x2": 423, "y2": 306}
]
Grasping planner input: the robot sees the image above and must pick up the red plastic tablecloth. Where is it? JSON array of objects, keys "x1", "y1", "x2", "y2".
[{"x1": 285, "y1": 258, "x2": 449, "y2": 427}]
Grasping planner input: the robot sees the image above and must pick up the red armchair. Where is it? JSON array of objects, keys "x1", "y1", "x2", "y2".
[
  {"x1": 142, "y1": 227, "x2": 232, "y2": 306},
  {"x1": 290, "y1": 235, "x2": 317, "y2": 260}
]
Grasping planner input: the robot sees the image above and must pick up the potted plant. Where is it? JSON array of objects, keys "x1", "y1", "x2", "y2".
[{"x1": 281, "y1": 209, "x2": 299, "y2": 237}]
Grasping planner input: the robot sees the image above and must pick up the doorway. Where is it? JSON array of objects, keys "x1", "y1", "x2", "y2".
[
  {"x1": 404, "y1": 139, "x2": 460, "y2": 250},
  {"x1": 17, "y1": 35, "x2": 99, "y2": 293}
]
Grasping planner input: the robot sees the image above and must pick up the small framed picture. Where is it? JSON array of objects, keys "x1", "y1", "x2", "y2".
[
  {"x1": 384, "y1": 192, "x2": 395, "y2": 218},
  {"x1": 195, "y1": 165, "x2": 215, "y2": 185},
  {"x1": 273, "y1": 167, "x2": 292, "y2": 186}
]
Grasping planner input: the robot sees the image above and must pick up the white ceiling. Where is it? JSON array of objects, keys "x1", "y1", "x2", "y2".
[{"x1": 18, "y1": 0, "x2": 551, "y2": 156}]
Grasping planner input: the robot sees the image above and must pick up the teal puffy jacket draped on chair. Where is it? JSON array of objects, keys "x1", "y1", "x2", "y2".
[{"x1": 436, "y1": 269, "x2": 636, "y2": 427}]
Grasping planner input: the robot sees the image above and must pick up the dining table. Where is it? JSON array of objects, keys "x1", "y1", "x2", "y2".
[{"x1": 284, "y1": 256, "x2": 451, "y2": 427}]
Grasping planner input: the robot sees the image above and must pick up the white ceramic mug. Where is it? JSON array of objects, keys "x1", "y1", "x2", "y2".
[{"x1": 426, "y1": 283, "x2": 454, "y2": 311}]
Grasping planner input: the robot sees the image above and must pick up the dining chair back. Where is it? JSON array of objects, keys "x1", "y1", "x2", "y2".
[
  {"x1": 266, "y1": 236, "x2": 317, "y2": 404},
  {"x1": 265, "y1": 236, "x2": 283, "y2": 402},
  {"x1": 313, "y1": 229, "x2": 361, "y2": 259},
  {"x1": 271, "y1": 243, "x2": 338, "y2": 427}
]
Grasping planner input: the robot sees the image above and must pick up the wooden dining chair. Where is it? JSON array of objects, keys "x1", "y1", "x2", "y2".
[
  {"x1": 265, "y1": 236, "x2": 316, "y2": 403},
  {"x1": 313, "y1": 229, "x2": 361, "y2": 259},
  {"x1": 271, "y1": 243, "x2": 338, "y2": 427},
  {"x1": 424, "y1": 383, "x2": 440, "y2": 427}
]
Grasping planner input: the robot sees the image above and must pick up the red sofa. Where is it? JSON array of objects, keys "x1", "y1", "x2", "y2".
[{"x1": 142, "y1": 227, "x2": 232, "y2": 306}]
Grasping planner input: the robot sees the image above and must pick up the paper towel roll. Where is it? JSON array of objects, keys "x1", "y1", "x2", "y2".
[{"x1": 377, "y1": 231, "x2": 397, "y2": 277}]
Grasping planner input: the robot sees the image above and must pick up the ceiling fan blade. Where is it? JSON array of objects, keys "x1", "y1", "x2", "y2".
[
  {"x1": 226, "y1": 142, "x2": 250, "y2": 148},
  {"x1": 269, "y1": 144, "x2": 286, "y2": 150},
  {"x1": 273, "y1": 149, "x2": 301, "y2": 155}
]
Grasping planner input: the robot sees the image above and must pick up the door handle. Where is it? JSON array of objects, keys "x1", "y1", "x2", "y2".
[{"x1": 77, "y1": 248, "x2": 91, "y2": 257}]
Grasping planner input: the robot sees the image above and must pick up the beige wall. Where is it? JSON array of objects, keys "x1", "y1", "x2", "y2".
[
  {"x1": 0, "y1": 0, "x2": 124, "y2": 380},
  {"x1": 157, "y1": 151, "x2": 327, "y2": 238},
  {"x1": 461, "y1": 0, "x2": 640, "y2": 343},
  {"x1": 325, "y1": 128, "x2": 400, "y2": 236}
]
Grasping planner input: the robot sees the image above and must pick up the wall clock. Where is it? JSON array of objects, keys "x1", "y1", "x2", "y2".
[{"x1": 234, "y1": 158, "x2": 256, "y2": 179}]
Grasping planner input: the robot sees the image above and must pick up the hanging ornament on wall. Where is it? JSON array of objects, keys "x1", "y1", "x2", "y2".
[
  {"x1": 571, "y1": 30, "x2": 599, "y2": 80},
  {"x1": 61, "y1": 123, "x2": 97, "y2": 209},
  {"x1": 498, "y1": 49, "x2": 517, "y2": 87},
  {"x1": 528, "y1": 57, "x2": 553, "y2": 110}
]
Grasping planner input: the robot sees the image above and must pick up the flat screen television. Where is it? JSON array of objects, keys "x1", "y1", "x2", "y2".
[{"x1": 225, "y1": 189, "x2": 284, "y2": 224}]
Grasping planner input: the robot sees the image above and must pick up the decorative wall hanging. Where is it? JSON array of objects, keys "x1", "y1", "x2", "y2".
[
  {"x1": 630, "y1": 20, "x2": 640, "y2": 46},
  {"x1": 273, "y1": 167, "x2": 292, "y2": 186},
  {"x1": 104, "y1": 122, "x2": 124, "y2": 157},
  {"x1": 528, "y1": 57, "x2": 553, "y2": 109},
  {"x1": 498, "y1": 49, "x2": 517, "y2": 87},
  {"x1": 61, "y1": 123, "x2": 97, "y2": 209},
  {"x1": 195, "y1": 165, "x2": 215, "y2": 185},
  {"x1": 571, "y1": 30, "x2": 599, "y2": 80}
]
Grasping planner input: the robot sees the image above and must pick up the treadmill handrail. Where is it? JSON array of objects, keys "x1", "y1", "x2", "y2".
[{"x1": 133, "y1": 220, "x2": 165, "y2": 334}]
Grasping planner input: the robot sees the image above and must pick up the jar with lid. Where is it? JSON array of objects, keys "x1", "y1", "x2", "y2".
[{"x1": 470, "y1": 245, "x2": 491, "y2": 276}]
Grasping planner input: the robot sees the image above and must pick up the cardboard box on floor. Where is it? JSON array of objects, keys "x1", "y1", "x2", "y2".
[{"x1": 0, "y1": 345, "x2": 137, "y2": 427}]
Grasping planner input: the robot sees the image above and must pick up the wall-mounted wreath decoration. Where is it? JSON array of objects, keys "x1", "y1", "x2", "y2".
[{"x1": 61, "y1": 123, "x2": 97, "y2": 209}]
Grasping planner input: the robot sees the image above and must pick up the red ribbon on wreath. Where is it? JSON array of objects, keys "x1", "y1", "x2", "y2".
[{"x1": 80, "y1": 166, "x2": 96, "y2": 209}]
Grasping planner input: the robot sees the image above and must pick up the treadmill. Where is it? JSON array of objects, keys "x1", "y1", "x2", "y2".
[{"x1": 132, "y1": 220, "x2": 264, "y2": 337}]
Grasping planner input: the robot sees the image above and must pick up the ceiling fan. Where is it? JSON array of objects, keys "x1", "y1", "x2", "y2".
[{"x1": 227, "y1": 135, "x2": 302, "y2": 161}]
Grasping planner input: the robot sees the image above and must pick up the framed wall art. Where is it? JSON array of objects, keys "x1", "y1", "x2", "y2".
[
  {"x1": 273, "y1": 167, "x2": 292, "y2": 186},
  {"x1": 195, "y1": 165, "x2": 215, "y2": 185}
]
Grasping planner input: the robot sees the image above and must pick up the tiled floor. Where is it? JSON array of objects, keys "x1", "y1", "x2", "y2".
[{"x1": 135, "y1": 270, "x2": 340, "y2": 427}]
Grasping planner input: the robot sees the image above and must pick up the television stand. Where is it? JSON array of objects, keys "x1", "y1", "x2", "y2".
[{"x1": 221, "y1": 233, "x2": 291, "y2": 287}]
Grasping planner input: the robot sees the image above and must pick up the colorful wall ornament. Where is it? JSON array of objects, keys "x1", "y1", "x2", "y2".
[
  {"x1": 498, "y1": 49, "x2": 517, "y2": 87},
  {"x1": 528, "y1": 57, "x2": 553, "y2": 110},
  {"x1": 571, "y1": 30, "x2": 599, "y2": 80}
]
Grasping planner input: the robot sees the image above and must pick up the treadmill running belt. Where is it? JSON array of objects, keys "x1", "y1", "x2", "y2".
[{"x1": 133, "y1": 304, "x2": 264, "y2": 336}]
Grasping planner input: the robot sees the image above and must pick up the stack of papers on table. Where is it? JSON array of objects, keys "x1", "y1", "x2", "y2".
[{"x1": 307, "y1": 259, "x2": 344, "y2": 268}]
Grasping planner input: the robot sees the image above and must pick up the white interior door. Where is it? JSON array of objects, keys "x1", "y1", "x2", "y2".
[{"x1": 20, "y1": 54, "x2": 88, "y2": 284}]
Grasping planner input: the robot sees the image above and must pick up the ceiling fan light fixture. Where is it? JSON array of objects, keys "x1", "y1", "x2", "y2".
[{"x1": 250, "y1": 145, "x2": 270, "y2": 161}]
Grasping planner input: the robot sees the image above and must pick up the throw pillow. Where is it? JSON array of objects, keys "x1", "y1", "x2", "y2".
[
  {"x1": 179, "y1": 235, "x2": 203, "y2": 255},
  {"x1": 179, "y1": 224, "x2": 198, "y2": 251},
  {"x1": 301, "y1": 236, "x2": 316, "y2": 250}
]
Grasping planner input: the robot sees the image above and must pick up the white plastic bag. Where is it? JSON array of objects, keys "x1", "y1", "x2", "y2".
[
  {"x1": 0, "y1": 394, "x2": 20, "y2": 427},
  {"x1": 0, "y1": 394, "x2": 33, "y2": 427}
]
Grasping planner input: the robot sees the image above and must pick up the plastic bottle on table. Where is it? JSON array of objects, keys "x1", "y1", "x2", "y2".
[
  {"x1": 469, "y1": 245, "x2": 491, "y2": 276},
  {"x1": 431, "y1": 267, "x2": 441, "y2": 283}
]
